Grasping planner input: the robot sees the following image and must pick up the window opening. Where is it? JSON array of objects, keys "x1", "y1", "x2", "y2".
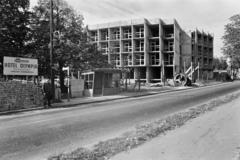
[
  {"x1": 83, "y1": 74, "x2": 93, "y2": 89},
  {"x1": 136, "y1": 26, "x2": 144, "y2": 38},
  {"x1": 124, "y1": 29, "x2": 132, "y2": 39},
  {"x1": 135, "y1": 53, "x2": 144, "y2": 65}
]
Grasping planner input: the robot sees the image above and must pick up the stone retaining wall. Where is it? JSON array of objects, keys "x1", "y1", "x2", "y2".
[{"x1": 0, "y1": 81, "x2": 43, "y2": 112}]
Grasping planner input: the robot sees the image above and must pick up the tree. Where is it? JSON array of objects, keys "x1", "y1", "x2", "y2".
[
  {"x1": 30, "y1": 0, "x2": 111, "y2": 92},
  {"x1": 222, "y1": 14, "x2": 240, "y2": 69},
  {"x1": 213, "y1": 57, "x2": 228, "y2": 70},
  {"x1": 0, "y1": 0, "x2": 31, "y2": 75}
]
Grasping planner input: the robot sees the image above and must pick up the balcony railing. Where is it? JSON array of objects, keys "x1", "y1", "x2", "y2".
[
  {"x1": 164, "y1": 60, "x2": 173, "y2": 65},
  {"x1": 123, "y1": 47, "x2": 132, "y2": 52},
  {"x1": 102, "y1": 48, "x2": 109, "y2": 54},
  {"x1": 128, "y1": 60, "x2": 133, "y2": 65},
  {"x1": 135, "y1": 46, "x2": 144, "y2": 52},
  {"x1": 123, "y1": 33, "x2": 132, "y2": 39},
  {"x1": 150, "y1": 45, "x2": 159, "y2": 52},
  {"x1": 135, "y1": 59, "x2": 144, "y2": 65},
  {"x1": 113, "y1": 48, "x2": 120, "y2": 53},
  {"x1": 113, "y1": 60, "x2": 120, "y2": 66},
  {"x1": 164, "y1": 45, "x2": 174, "y2": 52},
  {"x1": 111, "y1": 35, "x2": 120, "y2": 40},
  {"x1": 135, "y1": 32, "x2": 144, "y2": 38},
  {"x1": 150, "y1": 59, "x2": 160, "y2": 65},
  {"x1": 101, "y1": 36, "x2": 109, "y2": 41}
]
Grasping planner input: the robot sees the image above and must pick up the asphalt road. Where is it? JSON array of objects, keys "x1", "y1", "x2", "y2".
[{"x1": 0, "y1": 81, "x2": 240, "y2": 160}]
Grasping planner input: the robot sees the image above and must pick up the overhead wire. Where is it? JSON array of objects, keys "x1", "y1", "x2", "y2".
[
  {"x1": 114, "y1": 0, "x2": 155, "y2": 18},
  {"x1": 93, "y1": 0, "x2": 143, "y2": 19},
  {"x1": 81, "y1": 0, "x2": 130, "y2": 19}
]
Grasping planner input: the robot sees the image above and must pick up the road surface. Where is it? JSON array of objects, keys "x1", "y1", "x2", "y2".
[{"x1": 0, "y1": 81, "x2": 239, "y2": 160}]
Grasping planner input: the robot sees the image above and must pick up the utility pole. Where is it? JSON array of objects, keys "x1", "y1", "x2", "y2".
[{"x1": 50, "y1": 0, "x2": 55, "y2": 100}]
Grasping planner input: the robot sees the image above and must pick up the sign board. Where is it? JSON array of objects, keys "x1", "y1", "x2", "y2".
[{"x1": 3, "y1": 56, "x2": 38, "y2": 75}]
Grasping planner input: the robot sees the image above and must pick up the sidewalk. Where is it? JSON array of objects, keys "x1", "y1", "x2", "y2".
[
  {"x1": 110, "y1": 95, "x2": 240, "y2": 160},
  {"x1": 51, "y1": 85, "x2": 191, "y2": 108}
]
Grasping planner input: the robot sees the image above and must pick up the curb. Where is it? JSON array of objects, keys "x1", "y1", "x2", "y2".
[
  {"x1": 0, "y1": 107, "x2": 45, "y2": 116},
  {"x1": 0, "y1": 82, "x2": 226, "y2": 115}
]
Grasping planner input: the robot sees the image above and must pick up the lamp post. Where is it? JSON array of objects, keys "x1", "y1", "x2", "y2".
[{"x1": 50, "y1": 0, "x2": 55, "y2": 100}]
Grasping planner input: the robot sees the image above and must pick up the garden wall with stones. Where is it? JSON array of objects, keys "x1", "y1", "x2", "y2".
[{"x1": 0, "y1": 81, "x2": 43, "y2": 112}]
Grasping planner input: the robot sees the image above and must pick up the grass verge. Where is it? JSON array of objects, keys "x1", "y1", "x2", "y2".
[{"x1": 48, "y1": 91, "x2": 240, "y2": 160}]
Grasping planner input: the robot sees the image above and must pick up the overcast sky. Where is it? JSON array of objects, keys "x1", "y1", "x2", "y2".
[{"x1": 30, "y1": 0, "x2": 240, "y2": 58}]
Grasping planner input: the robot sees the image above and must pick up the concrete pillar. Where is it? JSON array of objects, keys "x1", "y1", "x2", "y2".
[
  {"x1": 161, "y1": 60, "x2": 164, "y2": 82},
  {"x1": 146, "y1": 67, "x2": 150, "y2": 83},
  {"x1": 144, "y1": 22, "x2": 149, "y2": 66},
  {"x1": 134, "y1": 67, "x2": 141, "y2": 79},
  {"x1": 173, "y1": 59, "x2": 175, "y2": 78}
]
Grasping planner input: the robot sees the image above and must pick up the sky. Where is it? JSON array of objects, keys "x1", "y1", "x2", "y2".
[{"x1": 30, "y1": 0, "x2": 240, "y2": 58}]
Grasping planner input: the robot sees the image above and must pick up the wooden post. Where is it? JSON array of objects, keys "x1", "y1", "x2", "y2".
[{"x1": 78, "y1": 71, "x2": 80, "y2": 79}]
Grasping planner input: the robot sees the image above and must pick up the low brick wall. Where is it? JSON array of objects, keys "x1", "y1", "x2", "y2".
[{"x1": 0, "y1": 81, "x2": 43, "y2": 112}]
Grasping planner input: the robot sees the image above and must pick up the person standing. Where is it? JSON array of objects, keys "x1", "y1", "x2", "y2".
[{"x1": 43, "y1": 79, "x2": 52, "y2": 108}]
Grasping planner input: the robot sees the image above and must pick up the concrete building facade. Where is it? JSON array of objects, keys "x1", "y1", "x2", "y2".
[{"x1": 89, "y1": 18, "x2": 214, "y2": 83}]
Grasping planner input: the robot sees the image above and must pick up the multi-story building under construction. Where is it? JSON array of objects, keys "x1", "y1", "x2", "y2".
[{"x1": 88, "y1": 18, "x2": 214, "y2": 83}]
